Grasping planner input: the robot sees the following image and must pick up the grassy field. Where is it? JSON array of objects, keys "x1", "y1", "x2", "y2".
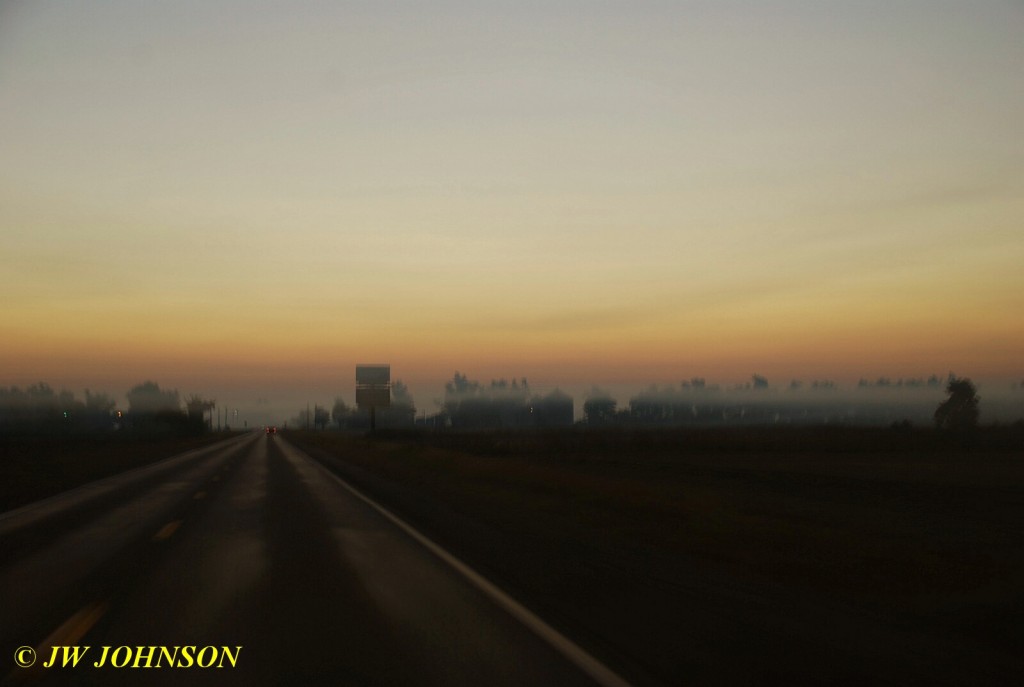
[
  {"x1": 287, "y1": 427, "x2": 1024, "y2": 686},
  {"x1": 0, "y1": 431, "x2": 238, "y2": 512}
]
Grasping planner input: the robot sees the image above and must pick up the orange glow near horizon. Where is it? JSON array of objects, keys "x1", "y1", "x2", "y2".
[
  {"x1": 4, "y1": 291, "x2": 1020, "y2": 395},
  {"x1": 1, "y1": 2, "x2": 1022, "y2": 412}
]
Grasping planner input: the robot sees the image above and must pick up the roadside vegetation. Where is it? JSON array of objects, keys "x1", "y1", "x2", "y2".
[
  {"x1": 0, "y1": 381, "x2": 229, "y2": 512},
  {"x1": 0, "y1": 431, "x2": 237, "y2": 512}
]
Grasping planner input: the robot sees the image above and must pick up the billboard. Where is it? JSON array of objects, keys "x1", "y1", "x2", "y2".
[
  {"x1": 356, "y1": 365, "x2": 390, "y2": 386},
  {"x1": 356, "y1": 364, "x2": 391, "y2": 411},
  {"x1": 356, "y1": 387, "x2": 391, "y2": 408}
]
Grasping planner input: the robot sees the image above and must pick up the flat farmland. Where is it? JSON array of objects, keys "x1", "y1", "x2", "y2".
[
  {"x1": 287, "y1": 427, "x2": 1024, "y2": 686},
  {"x1": 0, "y1": 432, "x2": 238, "y2": 512}
]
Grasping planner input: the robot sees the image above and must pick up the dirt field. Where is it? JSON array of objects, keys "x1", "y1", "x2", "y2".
[{"x1": 287, "y1": 427, "x2": 1024, "y2": 686}]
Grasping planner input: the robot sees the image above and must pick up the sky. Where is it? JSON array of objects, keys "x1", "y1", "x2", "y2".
[{"x1": 1, "y1": 0, "x2": 1022, "y2": 420}]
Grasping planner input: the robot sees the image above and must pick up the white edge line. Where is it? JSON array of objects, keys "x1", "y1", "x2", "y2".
[{"x1": 303, "y1": 445, "x2": 636, "y2": 687}]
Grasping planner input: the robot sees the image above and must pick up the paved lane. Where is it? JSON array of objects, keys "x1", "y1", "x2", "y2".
[
  {"x1": 0, "y1": 433, "x2": 259, "y2": 664},
  {"x1": 2, "y1": 434, "x2": 626, "y2": 686}
]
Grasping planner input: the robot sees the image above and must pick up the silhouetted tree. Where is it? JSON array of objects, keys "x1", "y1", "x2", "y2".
[
  {"x1": 291, "y1": 407, "x2": 312, "y2": 430},
  {"x1": 127, "y1": 381, "x2": 181, "y2": 415},
  {"x1": 934, "y1": 376, "x2": 979, "y2": 432},
  {"x1": 85, "y1": 389, "x2": 116, "y2": 414},
  {"x1": 583, "y1": 389, "x2": 617, "y2": 425},
  {"x1": 332, "y1": 398, "x2": 351, "y2": 428},
  {"x1": 82, "y1": 389, "x2": 117, "y2": 431},
  {"x1": 1, "y1": 383, "x2": 78, "y2": 431},
  {"x1": 313, "y1": 405, "x2": 331, "y2": 430},
  {"x1": 185, "y1": 394, "x2": 215, "y2": 427},
  {"x1": 530, "y1": 389, "x2": 574, "y2": 427},
  {"x1": 383, "y1": 380, "x2": 416, "y2": 427},
  {"x1": 443, "y1": 372, "x2": 543, "y2": 428},
  {"x1": 125, "y1": 382, "x2": 197, "y2": 436},
  {"x1": 445, "y1": 372, "x2": 480, "y2": 396}
]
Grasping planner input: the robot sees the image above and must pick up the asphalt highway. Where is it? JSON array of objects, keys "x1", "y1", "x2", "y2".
[{"x1": 0, "y1": 432, "x2": 626, "y2": 686}]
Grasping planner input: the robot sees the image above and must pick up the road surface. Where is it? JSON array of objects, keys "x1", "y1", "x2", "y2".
[{"x1": 0, "y1": 432, "x2": 629, "y2": 686}]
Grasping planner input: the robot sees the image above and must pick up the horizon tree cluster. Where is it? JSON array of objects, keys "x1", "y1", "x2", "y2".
[
  {"x1": 934, "y1": 377, "x2": 980, "y2": 432},
  {"x1": 439, "y1": 373, "x2": 573, "y2": 429},
  {"x1": 0, "y1": 384, "x2": 115, "y2": 433},
  {"x1": 0, "y1": 381, "x2": 212, "y2": 437}
]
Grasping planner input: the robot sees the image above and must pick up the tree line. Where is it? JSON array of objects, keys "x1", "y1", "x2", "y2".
[
  {"x1": 299, "y1": 374, "x2": 575, "y2": 431},
  {"x1": 0, "y1": 381, "x2": 216, "y2": 436},
  {"x1": 582, "y1": 375, "x2": 986, "y2": 431},
  {"x1": 294, "y1": 372, "x2": 994, "y2": 432}
]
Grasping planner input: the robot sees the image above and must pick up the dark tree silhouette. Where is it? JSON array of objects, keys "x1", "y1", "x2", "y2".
[
  {"x1": 124, "y1": 382, "x2": 201, "y2": 436},
  {"x1": 583, "y1": 390, "x2": 617, "y2": 425},
  {"x1": 442, "y1": 372, "x2": 565, "y2": 428},
  {"x1": 934, "y1": 376, "x2": 979, "y2": 431},
  {"x1": 1, "y1": 384, "x2": 82, "y2": 431},
  {"x1": 530, "y1": 389, "x2": 574, "y2": 427},
  {"x1": 385, "y1": 380, "x2": 416, "y2": 427},
  {"x1": 313, "y1": 405, "x2": 331, "y2": 430},
  {"x1": 126, "y1": 381, "x2": 180, "y2": 415},
  {"x1": 332, "y1": 398, "x2": 351, "y2": 428},
  {"x1": 445, "y1": 372, "x2": 480, "y2": 396},
  {"x1": 185, "y1": 394, "x2": 215, "y2": 426}
]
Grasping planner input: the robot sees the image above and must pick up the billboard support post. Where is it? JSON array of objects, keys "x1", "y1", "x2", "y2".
[{"x1": 356, "y1": 364, "x2": 391, "y2": 433}]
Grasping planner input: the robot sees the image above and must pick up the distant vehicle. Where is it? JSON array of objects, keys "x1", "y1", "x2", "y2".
[{"x1": 265, "y1": 426, "x2": 277, "y2": 435}]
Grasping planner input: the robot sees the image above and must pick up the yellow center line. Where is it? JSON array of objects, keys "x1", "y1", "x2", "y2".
[
  {"x1": 5, "y1": 600, "x2": 110, "y2": 683},
  {"x1": 41, "y1": 600, "x2": 109, "y2": 649},
  {"x1": 153, "y1": 519, "x2": 183, "y2": 541}
]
